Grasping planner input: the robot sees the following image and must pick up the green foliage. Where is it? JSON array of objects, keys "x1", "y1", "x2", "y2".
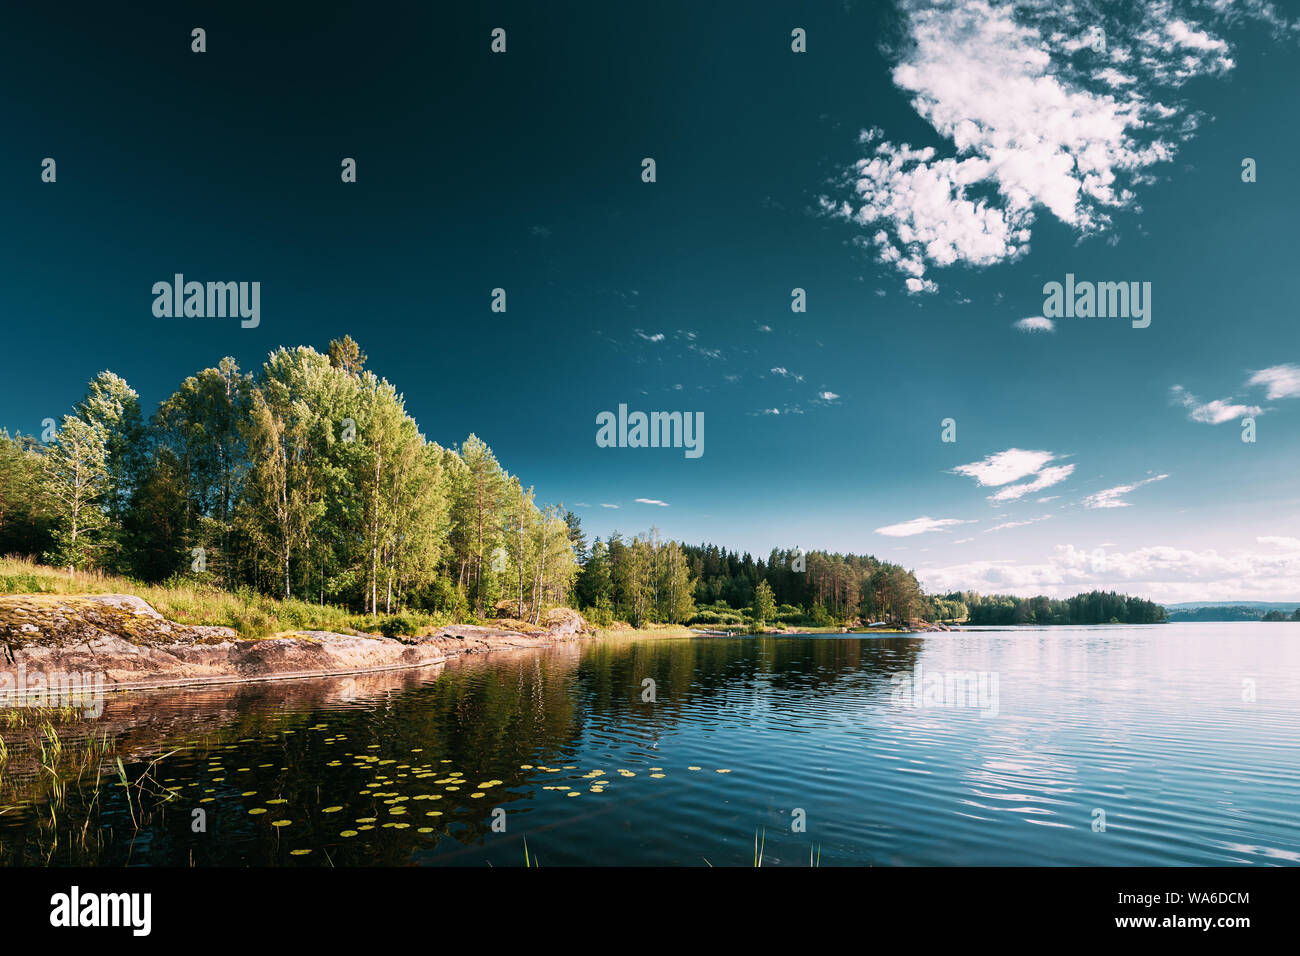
[
  {"x1": 379, "y1": 615, "x2": 415, "y2": 638},
  {"x1": 958, "y1": 590, "x2": 1167, "y2": 626},
  {"x1": 679, "y1": 544, "x2": 925, "y2": 626},
  {"x1": 573, "y1": 530, "x2": 694, "y2": 626},
  {"x1": 752, "y1": 580, "x2": 776, "y2": 624},
  {"x1": 1, "y1": 339, "x2": 577, "y2": 627}
]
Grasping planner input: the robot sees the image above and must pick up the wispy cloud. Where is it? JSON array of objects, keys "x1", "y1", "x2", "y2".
[
  {"x1": 985, "y1": 515, "x2": 1052, "y2": 533},
  {"x1": 988, "y1": 465, "x2": 1075, "y2": 502},
  {"x1": 953, "y1": 449, "x2": 1057, "y2": 487},
  {"x1": 1082, "y1": 474, "x2": 1168, "y2": 509},
  {"x1": 874, "y1": 516, "x2": 974, "y2": 537},
  {"x1": 1170, "y1": 385, "x2": 1261, "y2": 424},
  {"x1": 635, "y1": 498, "x2": 669, "y2": 507},
  {"x1": 600, "y1": 503, "x2": 620, "y2": 509},
  {"x1": 1247, "y1": 363, "x2": 1300, "y2": 400},
  {"x1": 953, "y1": 448, "x2": 1074, "y2": 502}
]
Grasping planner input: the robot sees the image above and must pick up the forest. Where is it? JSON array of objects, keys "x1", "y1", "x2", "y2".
[
  {"x1": 946, "y1": 590, "x2": 1168, "y2": 626},
  {"x1": 0, "y1": 337, "x2": 575, "y2": 624},
  {"x1": 2, "y1": 337, "x2": 1165, "y2": 632},
  {"x1": 1, "y1": 337, "x2": 929, "y2": 631}
]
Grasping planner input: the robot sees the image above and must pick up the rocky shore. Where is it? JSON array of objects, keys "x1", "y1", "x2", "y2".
[{"x1": 0, "y1": 593, "x2": 591, "y2": 693}]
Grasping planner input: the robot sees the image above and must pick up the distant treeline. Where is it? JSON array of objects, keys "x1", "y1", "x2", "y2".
[
  {"x1": 1167, "y1": 605, "x2": 1300, "y2": 622},
  {"x1": 678, "y1": 544, "x2": 927, "y2": 626},
  {"x1": 941, "y1": 590, "x2": 1167, "y2": 626}
]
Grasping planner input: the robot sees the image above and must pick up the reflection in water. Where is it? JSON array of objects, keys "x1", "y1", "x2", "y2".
[{"x1": 1, "y1": 625, "x2": 1298, "y2": 866}]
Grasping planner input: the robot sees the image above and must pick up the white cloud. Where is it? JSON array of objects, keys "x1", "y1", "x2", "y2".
[
  {"x1": 817, "y1": 391, "x2": 840, "y2": 401},
  {"x1": 634, "y1": 330, "x2": 665, "y2": 343},
  {"x1": 875, "y1": 516, "x2": 975, "y2": 537},
  {"x1": 1247, "y1": 363, "x2": 1300, "y2": 400},
  {"x1": 824, "y1": 0, "x2": 1267, "y2": 289},
  {"x1": 1082, "y1": 474, "x2": 1168, "y2": 509},
  {"x1": 988, "y1": 464, "x2": 1076, "y2": 502},
  {"x1": 1014, "y1": 316, "x2": 1056, "y2": 333},
  {"x1": 600, "y1": 503, "x2": 620, "y2": 509},
  {"x1": 635, "y1": 498, "x2": 669, "y2": 507},
  {"x1": 985, "y1": 514, "x2": 1052, "y2": 533},
  {"x1": 919, "y1": 541, "x2": 1300, "y2": 602},
  {"x1": 1170, "y1": 384, "x2": 1261, "y2": 423},
  {"x1": 953, "y1": 448, "x2": 1057, "y2": 487},
  {"x1": 1258, "y1": 536, "x2": 1300, "y2": 550}
]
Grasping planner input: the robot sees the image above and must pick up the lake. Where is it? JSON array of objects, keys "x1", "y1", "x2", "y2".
[{"x1": 2, "y1": 623, "x2": 1298, "y2": 866}]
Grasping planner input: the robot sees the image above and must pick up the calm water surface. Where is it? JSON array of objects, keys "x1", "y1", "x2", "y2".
[{"x1": 2, "y1": 623, "x2": 1298, "y2": 866}]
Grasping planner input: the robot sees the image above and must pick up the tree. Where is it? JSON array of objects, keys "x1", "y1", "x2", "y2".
[
  {"x1": 752, "y1": 579, "x2": 776, "y2": 625},
  {"x1": 0, "y1": 430, "x2": 52, "y2": 557},
  {"x1": 327, "y1": 335, "x2": 367, "y2": 376},
  {"x1": 41, "y1": 416, "x2": 109, "y2": 570},
  {"x1": 450, "y1": 435, "x2": 507, "y2": 616},
  {"x1": 149, "y1": 358, "x2": 250, "y2": 585},
  {"x1": 564, "y1": 509, "x2": 588, "y2": 564}
]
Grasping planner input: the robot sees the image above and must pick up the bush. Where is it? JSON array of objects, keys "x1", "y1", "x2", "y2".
[{"x1": 379, "y1": 615, "x2": 416, "y2": 638}]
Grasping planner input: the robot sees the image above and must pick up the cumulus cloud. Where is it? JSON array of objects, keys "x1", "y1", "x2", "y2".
[
  {"x1": 824, "y1": 0, "x2": 1274, "y2": 290},
  {"x1": 1014, "y1": 316, "x2": 1055, "y2": 333},
  {"x1": 1170, "y1": 384, "x2": 1261, "y2": 423},
  {"x1": 919, "y1": 541, "x2": 1300, "y2": 602},
  {"x1": 1082, "y1": 474, "x2": 1168, "y2": 509},
  {"x1": 1258, "y1": 536, "x2": 1300, "y2": 550},
  {"x1": 874, "y1": 516, "x2": 975, "y2": 537},
  {"x1": 635, "y1": 498, "x2": 669, "y2": 507}
]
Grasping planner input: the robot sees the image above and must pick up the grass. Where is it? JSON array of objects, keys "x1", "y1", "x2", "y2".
[
  {"x1": 0, "y1": 555, "x2": 452, "y2": 640},
  {"x1": 592, "y1": 624, "x2": 696, "y2": 640}
]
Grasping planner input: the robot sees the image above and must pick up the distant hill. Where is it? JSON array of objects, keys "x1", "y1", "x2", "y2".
[{"x1": 1164, "y1": 601, "x2": 1300, "y2": 611}]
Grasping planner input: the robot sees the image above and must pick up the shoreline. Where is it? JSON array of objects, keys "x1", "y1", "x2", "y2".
[{"x1": 0, "y1": 593, "x2": 595, "y2": 696}]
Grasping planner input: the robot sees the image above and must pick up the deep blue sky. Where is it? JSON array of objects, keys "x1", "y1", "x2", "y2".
[{"x1": 2, "y1": 1, "x2": 1297, "y2": 601}]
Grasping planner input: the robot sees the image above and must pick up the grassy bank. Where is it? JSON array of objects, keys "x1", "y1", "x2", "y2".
[
  {"x1": 592, "y1": 624, "x2": 696, "y2": 640},
  {"x1": 0, "y1": 556, "x2": 452, "y2": 640}
]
